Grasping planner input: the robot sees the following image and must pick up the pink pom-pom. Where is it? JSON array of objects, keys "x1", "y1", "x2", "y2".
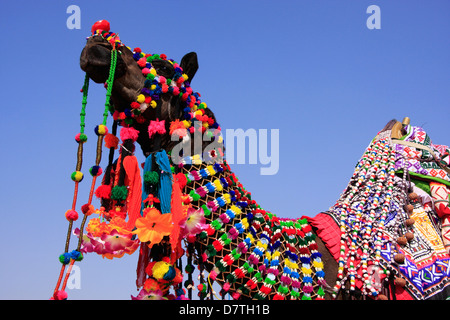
[
  {"x1": 159, "y1": 76, "x2": 166, "y2": 84},
  {"x1": 65, "y1": 210, "x2": 79, "y2": 221},
  {"x1": 55, "y1": 290, "x2": 68, "y2": 300},
  {"x1": 142, "y1": 68, "x2": 150, "y2": 76},
  {"x1": 148, "y1": 119, "x2": 166, "y2": 139},
  {"x1": 120, "y1": 127, "x2": 139, "y2": 142},
  {"x1": 223, "y1": 282, "x2": 230, "y2": 291},
  {"x1": 172, "y1": 87, "x2": 180, "y2": 96}
]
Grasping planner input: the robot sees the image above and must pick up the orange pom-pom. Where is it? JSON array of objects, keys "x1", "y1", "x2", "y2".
[{"x1": 104, "y1": 133, "x2": 119, "y2": 149}]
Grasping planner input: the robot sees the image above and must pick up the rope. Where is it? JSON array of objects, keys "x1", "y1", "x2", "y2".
[{"x1": 53, "y1": 47, "x2": 118, "y2": 299}]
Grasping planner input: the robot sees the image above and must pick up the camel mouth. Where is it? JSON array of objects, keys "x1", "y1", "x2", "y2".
[{"x1": 80, "y1": 37, "x2": 126, "y2": 84}]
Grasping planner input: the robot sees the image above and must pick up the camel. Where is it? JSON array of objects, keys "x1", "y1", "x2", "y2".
[{"x1": 52, "y1": 20, "x2": 450, "y2": 301}]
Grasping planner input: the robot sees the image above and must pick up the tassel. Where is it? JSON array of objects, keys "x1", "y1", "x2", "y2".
[
  {"x1": 170, "y1": 179, "x2": 185, "y2": 254},
  {"x1": 155, "y1": 150, "x2": 173, "y2": 214},
  {"x1": 124, "y1": 155, "x2": 142, "y2": 230}
]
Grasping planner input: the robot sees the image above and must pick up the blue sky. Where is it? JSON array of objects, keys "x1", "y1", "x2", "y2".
[{"x1": 0, "y1": 0, "x2": 448, "y2": 300}]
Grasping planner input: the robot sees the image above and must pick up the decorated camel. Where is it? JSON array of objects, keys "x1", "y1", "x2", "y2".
[{"x1": 51, "y1": 20, "x2": 450, "y2": 300}]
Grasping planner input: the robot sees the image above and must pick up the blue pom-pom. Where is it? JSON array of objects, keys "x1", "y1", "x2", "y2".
[
  {"x1": 59, "y1": 253, "x2": 71, "y2": 265},
  {"x1": 70, "y1": 250, "x2": 83, "y2": 261},
  {"x1": 133, "y1": 52, "x2": 141, "y2": 60},
  {"x1": 89, "y1": 165, "x2": 102, "y2": 177},
  {"x1": 163, "y1": 266, "x2": 176, "y2": 281}
]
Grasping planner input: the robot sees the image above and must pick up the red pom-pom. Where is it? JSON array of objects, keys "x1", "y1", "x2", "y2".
[
  {"x1": 95, "y1": 184, "x2": 112, "y2": 199},
  {"x1": 104, "y1": 133, "x2": 119, "y2": 149},
  {"x1": 160, "y1": 54, "x2": 167, "y2": 60},
  {"x1": 130, "y1": 102, "x2": 140, "y2": 109},
  {"x1": 91, "y1": 20, "x2": 110, "y2": 34},
  {"x1": 65, "y1": 210, "x2": 79, "y2": 221},
  {"x1": 81, "y1": 204, "x2": 95, "y2": 216},
  {"x1": 137, "y1": 58, "x2": 147, "y2": 68},
  {"x1": 133, "y1": 47, "x2": 142, "y2": 53}
]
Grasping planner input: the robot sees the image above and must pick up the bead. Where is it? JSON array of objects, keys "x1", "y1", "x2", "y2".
[
  {"x1": 396, "y1": 236, "x2": 407, "y2": 246},
  {"x1": 394, "y1": 254, "x2": 405, "y2": 264},
  {"x1": 405, "y1": 232, "x2": 414, "y2": 241},
  {"x1": 408, "y1": 192, "x2": 419, "y2": 201},
  {"x1": 394, "y1": 277, "x2": 406, "y2": 287}
]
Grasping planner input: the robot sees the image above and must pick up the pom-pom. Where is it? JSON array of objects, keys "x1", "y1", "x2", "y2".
[
  {"x1": 111, "y1": 185, "x2": 128, "y2": 200},
  {"x1": 136, "y1": 94, "x2": 146, "y2": 104},
  {"x1": 120, "y1": 126, "x2": 139, "y2": 142},
  {"x1": 75, "y1": 133, "x2": 88, "y2": 143},
  {"x1": 144, "y1": 171, "x2": 159, "y2": 186},
  {"x1": 94, "y1": 124, "x2": 108, "y2": 136},
  {"x1": 152, "y1": 261, "x2": 171, "y2": 280},
  {"x1": 81, "y1": 203, "x2": 95, "y2": 216},
  {"x1": 54, "y1": 290, "x2": 68, "y2": 300},
  {"x1": 104, "y1": 133, "x2": 119, "y2": 149},
  {"x1": 71, "y1": 171, "x2": 84, "y2": 182},
  {"x1": 95, "y1": 184, "x2": 112, "y2": 199},
  {"x1": 70, "y1": 250, "x2": 83, "y2": 262},
  {"x1": 91, "y1": 20, "x2": 110, "y2": 34},
  {"x1": 137, "y1": 58, "x2": 147, "y2": 68},
  {"x1": 130, "y1": 102, "x2": 140, "y2": 109},
  {"x1": 148, "y1": 119, "x2": 166, "y2": 138},
  {"x1": 65, "y1": 209, "x2": 79, "y2": 221},
  {"x1": 59, "y1": 253, "x2": 71, "y2": 265},
  {"x1": 89, "y1": 165, "x2": 103, "y2": 177}
]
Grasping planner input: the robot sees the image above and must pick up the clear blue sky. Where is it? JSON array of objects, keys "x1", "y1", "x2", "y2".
[{"x1": 0, "y1": 0, "x2": 448, "y2": 300}]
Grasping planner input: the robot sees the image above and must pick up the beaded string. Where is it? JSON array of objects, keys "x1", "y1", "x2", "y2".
[
  {"x1": 332, "y1": 135, "x2": 399, "y2": 298},
  {"x1": 52, "y1": 47, "x2": 118, "y2": 299}
]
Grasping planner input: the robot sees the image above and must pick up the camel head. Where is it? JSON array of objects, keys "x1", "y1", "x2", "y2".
[{"x1": 80, "y1": 20, "x2": 221, "y2": 159}]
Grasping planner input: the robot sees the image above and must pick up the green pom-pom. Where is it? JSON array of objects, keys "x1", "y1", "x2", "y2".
[
  {"x1": 189, "y1": 189, "x2": 200, "y2": 201},
  {"x1": 111, "y1": 185, "x2": 128, "y2": 200},
  {"x1": 144, "y1": 171, "x2": 160, "y2": 186},
  {"x1": 77, "y1": 133, "x2": 88, "y2": 143}
]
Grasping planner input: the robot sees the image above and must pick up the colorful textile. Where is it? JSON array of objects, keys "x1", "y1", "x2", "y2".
[{"x1": 394, "y1": 125, "x2": 450, "y2": 185}]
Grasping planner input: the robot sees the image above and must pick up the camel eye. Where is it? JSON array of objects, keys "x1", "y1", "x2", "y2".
[{"x1": 151, "y1": 60, "x2": 175, "y2": 79}]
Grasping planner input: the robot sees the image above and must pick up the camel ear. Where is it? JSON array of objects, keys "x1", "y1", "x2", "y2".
[{"x1": 180, "y1": 52, "x2": 198, "y2": 83}]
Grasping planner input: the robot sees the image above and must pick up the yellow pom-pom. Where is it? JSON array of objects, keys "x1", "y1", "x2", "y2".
[
  {"x1": 71, "y1": 171, "x2": 84, "y2": 182},
  {"x1": 206, "y1": 165, "x2": 216, "y2": 175},
  {"x1": 150, "y1": 84, "x2": 156, "y2": 90},
  {"x1": 152, "y1": 261, "x2": 170, "y2": 280},
  {"x1": 137, "y1": 94, "x2": 145, "y2": 104},
  {"x1": 150, "y1": 101, "x2": 157, "y2": 108},
  {"x1": 150, "y1": 68, "x2": 157, "y2": 76},
  {"x1": 182, "y1": 120, "x2": 191, "y2": 129},
  {"x1": 96, "y1": 124, "x2": 108, "y2": 135},
  {"x1": 213, "y1": 179, "x2": 223, "y2": 192},
  {"x1": 182, "y1": 73, "x2": 189, "y2": 81}
]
